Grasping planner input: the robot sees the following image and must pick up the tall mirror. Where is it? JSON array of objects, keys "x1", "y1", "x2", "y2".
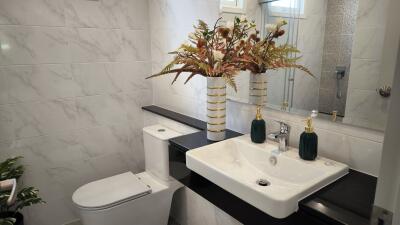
[{"x1": 223, "y1": 0, "x2": 394, "y2": 131}]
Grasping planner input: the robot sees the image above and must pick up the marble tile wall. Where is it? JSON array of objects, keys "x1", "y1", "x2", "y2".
[
  {"x1": 0, "y1": 1, "x2": 151, "y2": 225},
  {"x1": 344, "y1": 0, "x2": 391, "y2": 130},
  {"x1": 149, "y1": 0, "x2": 220, "y2": 122},
  {"x1": 318, "y1": 0, "x2": 358, "y2": 116}
]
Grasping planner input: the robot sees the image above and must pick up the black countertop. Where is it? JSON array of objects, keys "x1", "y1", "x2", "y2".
[
  {"x1": 143, "y1": 105, "x2": 377, "y2": 225},
  {"x1": 142, "y1": 105, "x2": 206, "y2": 130}
]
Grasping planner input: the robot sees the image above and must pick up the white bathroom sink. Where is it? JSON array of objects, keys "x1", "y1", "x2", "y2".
[{"x1": 186, "y1": 135, "x2": 349, "y2": 219}]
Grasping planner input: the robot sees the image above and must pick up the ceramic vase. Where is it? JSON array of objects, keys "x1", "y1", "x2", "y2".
[
  {"x1": 207, "y1": 77, "x2": 226, "y2": 141},
  {"x1": 249, "y1": 72, "x2": 267, "y2": 107}
]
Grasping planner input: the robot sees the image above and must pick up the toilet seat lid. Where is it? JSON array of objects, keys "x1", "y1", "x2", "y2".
[{"x1": 72, "y1": 172, "x2": 152, "y2": 210}]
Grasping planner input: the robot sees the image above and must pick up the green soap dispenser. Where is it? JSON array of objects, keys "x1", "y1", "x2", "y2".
[
  {"x1": 299, "y1": 117, "x2": 318, "y2": 160},
  {"x1": 251, "y1": 106, "x2": 266, "y2": 143}
]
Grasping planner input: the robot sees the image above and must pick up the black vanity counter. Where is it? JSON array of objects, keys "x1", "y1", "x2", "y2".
[{"x1": 143, "y1": 105, "x2": 377, "y2": 225}]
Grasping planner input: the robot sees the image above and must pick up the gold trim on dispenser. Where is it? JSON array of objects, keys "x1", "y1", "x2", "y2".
[
  {"x1": 249, "y1": 94, "x2": 267, "y2": 97},
  {"x1": 332, "y1": 111, "x2": 338, "y2": 122},
  {"x1": 207, "y1": 121, "x2": 226, "y2": 125},
  {"x1": 207, "y1": 107, "x2": 226, "y2": 111},
  {"x1": 207, "y1": 128, "x2": 226, "y2": 133},
  {"x1": 207, "y1": 114, "x2": 226, "y2": 119},
  {"x1": 250, "y1": 81, "x2": 268, "y2": 84},
  {"x1": 250, "y1": 87, "x2": 267, "y2": 91},
  {"x1": 207, "y1": 86, "x2": 226, "y2": 90},
  {"x1": 207, "y1": 93, "x2": 227, "y2": 97},
  {"x1": 207, "y1": 100, "x2": 226, "y2": 104},
  {"x1": 281, "y1": 101, "x2": 289, "y2": 111}
]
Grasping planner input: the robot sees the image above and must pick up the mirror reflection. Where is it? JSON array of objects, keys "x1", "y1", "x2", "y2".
[{"x1": 223, "y1": 0, "x2": 394, "y2": 131}]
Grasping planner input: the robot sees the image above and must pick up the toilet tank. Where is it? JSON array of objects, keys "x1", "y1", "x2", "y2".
[{"x1": 143, "y1": 125, "x2": 182, "y2": 181}]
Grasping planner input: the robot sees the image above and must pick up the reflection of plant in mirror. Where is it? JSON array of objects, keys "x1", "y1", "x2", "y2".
[
  {"x1": 146, "y1": 16, "x2": 256, "y2": 91},
  {"x1": 242, "y1": 18, "x2": 313, "y2": 76}
]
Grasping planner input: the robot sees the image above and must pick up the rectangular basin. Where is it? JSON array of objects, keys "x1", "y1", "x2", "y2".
[{"x1": 186, "y1": 135, "x2": 349, "y2": 218}]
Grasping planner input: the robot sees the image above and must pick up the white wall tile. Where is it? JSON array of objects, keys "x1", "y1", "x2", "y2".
[
  {"x1": 120, "y1": 61, "x2": 152, "y2": 93},
  {"x1": 344, "y1": 0, "x2": 391, "y2": 130},
  {"x1": 356, "y1": 0, "x2": 389, "y2": 28},
  {"x1": 120, "y1": 29, "x2": 151, "y2": 61},
  {"x1": 72, "y1": 63, "x2": 123, "y2": 96},
  {"x1": 12, "y1": 99, "x2": 78, "y2": 139},
  {"x1": 4, "y1": 64, "x2": 80, "y2": 103},
  {"x1": 0, "y1": 1, "x2": 151, "y2": 224},
  {"x1": 0, "y1": 0, "x2": 25, "y2": 25},
  {"x1": 348, "y1": 59, "x2": 380, "y2": 90},
  {"x1": 0, "y1": 105, "x2": 13, "y2": 142},
  {"x1": 77, "y1": 124, "x2": 132, "y2": 158},
  {"x1": 65, "y1": 0, "x2": 120, "y2": 29},
  {"x1": 352, "y1": 27, "x2": 386, "y2": 60},
  {"x1": 348, "y1": 136, "x2": 382, "y2": 176},
  {"x1": 345, "y1": 89, "x2": 389, "y2": 121},
  {"x1": 65, "y1": 0, "x2": 148, "y2": 30},
  {"x1": 0, "y1": 70, "x2": 8, "y2": 104},
  {"x1": 22, "y1": 0, "x2": 65, "y2": 26},
  {"x1": 88, "y1": 152, "x2": 130, "y2": 178},
  {"x1": 76, "y1": 93, "x2": 128, "y2": 127},
  {"x1": 103, "y1": 0, "x2": 149, "y2": 30},
  {"x1": 68, "y1": 28, "x2": 123, "y2": 63},
  {"x1": 0, "y1": 0, "x2": 65, "y2": 26},
  {"x1": 0, "y1": 26, "x2": 70, "y2": 65}
]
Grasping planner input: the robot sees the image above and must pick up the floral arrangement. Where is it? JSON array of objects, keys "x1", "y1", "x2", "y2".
[
  {"x1": 241, "y1": 18, "x2": 313, "y2": 75},
  {"x1": 147, "y1": 17, "x2": 312, "y2": 90},
  {"x1": 147, "y1": 16, "x2": 256, "y2": 91}
]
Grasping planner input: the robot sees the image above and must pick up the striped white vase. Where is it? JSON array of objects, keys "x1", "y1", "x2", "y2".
[
  {"x1": 249, "y1": 72, "x2": 267, "y2": 107},
  {"x1": 207, "y1": 77, "x2": 226, "y2": 141}
]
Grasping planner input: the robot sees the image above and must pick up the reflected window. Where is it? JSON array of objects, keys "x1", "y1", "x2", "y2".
[
  {"x1": 220, "y1": 0, "x2": 245, "y2": 13},
  {"x1": 269, "y1": 0, "x2": 305, "y2": 17}
]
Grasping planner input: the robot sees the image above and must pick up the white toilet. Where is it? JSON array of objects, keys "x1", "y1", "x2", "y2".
[{"x1": 72, "y1": 125, "x2": 183, "y2": 225}]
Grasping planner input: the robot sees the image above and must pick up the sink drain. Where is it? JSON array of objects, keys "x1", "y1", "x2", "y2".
[{"x1": 256, "y1": 179, "x2": 270, "y2": 187}]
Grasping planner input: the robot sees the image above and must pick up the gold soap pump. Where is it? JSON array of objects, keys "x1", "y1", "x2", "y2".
[
  {"x1": 305, "y1": 117, "x2": 314, "y2": 133},
  {"x1": 256, "y1": 106, "x2": 262, "y2": 120}
]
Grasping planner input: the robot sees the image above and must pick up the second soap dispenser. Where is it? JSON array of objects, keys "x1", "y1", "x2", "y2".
[
  {"x1": 299, "y1": 116, "x2": 318, "y2": 160},
  {"x1": 251, "y1": 106, "x2": 266, "y2": 143}
]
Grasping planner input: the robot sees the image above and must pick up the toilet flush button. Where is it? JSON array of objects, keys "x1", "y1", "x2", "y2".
[{"x1": 158, "y1": 129, "x2": 166, "y2": 132}]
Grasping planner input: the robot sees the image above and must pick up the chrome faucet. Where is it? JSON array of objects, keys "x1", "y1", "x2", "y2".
[{"x1": 267, "y1": 121, "x2": 290, "y2": 152}]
